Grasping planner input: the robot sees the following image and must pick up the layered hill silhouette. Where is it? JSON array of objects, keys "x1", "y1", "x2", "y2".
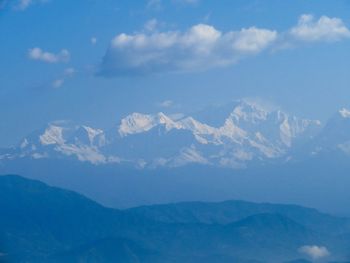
[{"x1": 1, "y1": 175, "x2": 350, "y2": 263}]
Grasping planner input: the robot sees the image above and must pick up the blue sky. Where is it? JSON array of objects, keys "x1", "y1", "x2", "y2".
[{"x1": 1, "y1": 0, "x2": 350, "y2": 147}]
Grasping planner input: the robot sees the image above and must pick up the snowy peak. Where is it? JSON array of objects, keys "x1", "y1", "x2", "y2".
[
  {"x1": 4, "y1": 100, "x2": 343, "y2": 170},
  {"x1": 119, "y1": 113, "x2": 158, "y2": 136},
  {"x1": 14, "y1": 122, "x2": 111, "y2": 165},
  {"x1": 111, "y1": 102, "x2": 321, "y2": 168},
  {"x1": 73, "y1": 126, "x2": 105, "y2": 147},
  {"x1": 307, "y1": 107, "x2": 350, "y2": 156},
  {"x1": 118, "y1": 112, "x2": 180, "y2": 137},
  {"x1": 37, "y1": 123, "x2": 105, "y2": 147},
  {"x1": 222, "y1": 101, "x2": 321, "y2": 148},
  {"x1": 39, "y1": 125, "x2": 65, "y2": 145},
  {"x1": 230, "y1": 100, "x2": 270, "y2": 124}
]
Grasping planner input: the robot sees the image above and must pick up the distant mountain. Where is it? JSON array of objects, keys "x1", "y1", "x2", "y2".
[
  {"x1": 2, "y1": 101, "x2": 350, "y2": 219},
  {"x1": 127, "y1": 200, "x2": 350, "y2": 235},
  {"x1": 307, "y1": 108, "x2": 350, "y2": 156},
  {"x1": 284, "y1": 260, "x2": 312, "y2": 263},
  {"x1": 0, "y1": 100, "x2": 323, "y2": 169},
  {"x1": 51, "y1": 237, "x2": 157, "y2": 263},
  {"x1": 1, "y1": 175, "x2": 350, "y2": 263}
]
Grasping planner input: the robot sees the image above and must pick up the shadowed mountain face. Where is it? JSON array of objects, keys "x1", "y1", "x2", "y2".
[
  {"x1": 1, "y1": 175, "x2": 350, "y2": 263},
  {"x1": 126, "y1": 200, "x2": 350, "y2": 235}
]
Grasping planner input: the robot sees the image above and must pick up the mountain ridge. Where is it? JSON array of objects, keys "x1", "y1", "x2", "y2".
[
  {"x1": 0, "y1": 100, "x2": 330, "y2": 169},
  {"x1": 1, "y1": 174, "x2": 350, "y2": 263}
]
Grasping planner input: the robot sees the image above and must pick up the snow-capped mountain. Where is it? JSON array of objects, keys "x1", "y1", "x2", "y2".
[
  {"x1": 108, "y1": 100, "x2": 321, "y2": 168},
  {"x1": 303, "y1": 108, "x2": 350, "y2": 156},
  {"x1": 1, "y1": 100, "x2": 340, "y2": 169},
  {"x1": 3, "y1": 121, "x2": 117, "y2": 165}
]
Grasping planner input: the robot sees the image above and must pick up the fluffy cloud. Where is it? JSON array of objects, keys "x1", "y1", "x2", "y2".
[
  {"x1": 100, "y1": 24, "x2": 277, "y2": 76},
  {"x1": 99, "y1": 14, "x2": 350, "y2": 77},
  {"x1": 299, "y1": 245, "x2": 330, "y2": 260},
  {"x1": 290, "y1": 14, "x2": 350, "y2": 42},
  {"x1": 28, "y1": 48, "x2": 70, "y2": 63}
]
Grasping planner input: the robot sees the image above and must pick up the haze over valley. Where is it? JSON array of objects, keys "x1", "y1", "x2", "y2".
[{"x1": 1, "y1": 0, "x2": 350, "y2": 262}]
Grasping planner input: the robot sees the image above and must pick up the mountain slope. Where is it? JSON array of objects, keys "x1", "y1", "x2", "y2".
[
  {"x1": 1, "y1": 175, "x2": 350, "y2": 262},
  {"x1": 127, "y1": 200, "x2": 350, "y2": 235},
  {"x1": 0, "y1": 175, "x2": 150, "y2": 262}
]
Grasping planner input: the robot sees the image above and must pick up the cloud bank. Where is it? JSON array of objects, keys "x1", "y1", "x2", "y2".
[
  {"x1": 299, "y1": 245, "x2": 330, "y2": 260},
  {"x1": 28, "y1": 48, "x2": 70, "y2": 63},
  {"x1": 100, "y1": 14, "x2": 350, "y2": 77},
  {"x1": 290, "y1": 14, "x2": 350, "y2": 42},
  {"x1": 100, "y1": 24, "x2": 277, "y2": 76}
]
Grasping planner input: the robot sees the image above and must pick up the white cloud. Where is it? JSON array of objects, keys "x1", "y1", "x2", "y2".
[
  {"x1": 91, "y1": 37, "x2": 97, "y2": 45},
  {"x1": 290, "y1": 14, "x2": 350, "y2": 42},
  {"x1": 100, "y1": 23, "x2": 277, "y2": 76},
  {"x1": 28, "y1": 48, "x2": 70, "y2": 63},
  {"x1": 231, "y1": 27, "x2": 278, "y2": 52},
  {"x1": 100, "y1": 14, "x2": 350, "y2": 77},
  {"x1": 299, "y1": 245, "x2": 330, "y2": 260}
]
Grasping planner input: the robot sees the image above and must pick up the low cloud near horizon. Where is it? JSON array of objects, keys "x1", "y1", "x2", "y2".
[
  {"x1": 99, "y1": 14, "x2": 350, "y2": 77},
  {"x1": 299, "y1": 245, "x2": 330, "y2": 260}
]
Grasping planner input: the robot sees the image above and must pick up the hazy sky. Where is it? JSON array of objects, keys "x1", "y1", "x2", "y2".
[{"x1": 1, "y1": 0, "x2": 350, "y2": 146}]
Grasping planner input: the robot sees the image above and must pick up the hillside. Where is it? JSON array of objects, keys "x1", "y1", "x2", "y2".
[{"x1": 1, "y1": 175, "x2": 350, "y2": 262}]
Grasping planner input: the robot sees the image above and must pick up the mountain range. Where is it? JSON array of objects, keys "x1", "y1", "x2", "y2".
[
  {"x1": 2, "y1": 100, "x2": 350, "y2": 215},
  {"x1": 1, "y1": 174, "x2": 350, "y2": 263},
  {"x1": 2, "y1": 100, "x2": 350, "y2": 169}
]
